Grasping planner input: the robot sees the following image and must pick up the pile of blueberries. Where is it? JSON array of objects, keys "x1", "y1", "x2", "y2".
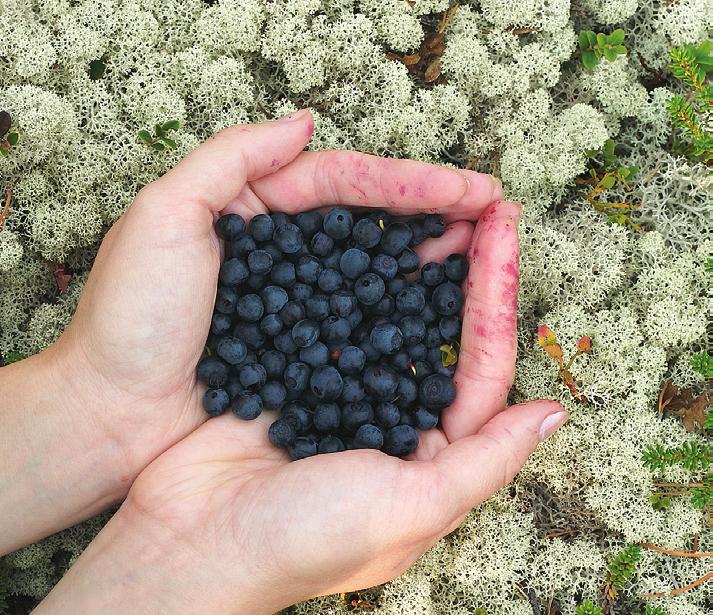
[{"x1": 196, "y1": 207, "x2": 467, "y2": 460}]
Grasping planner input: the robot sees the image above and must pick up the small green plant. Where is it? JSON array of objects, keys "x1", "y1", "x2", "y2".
[
  {"x1": 640, "y1": 606, "x2": 667, "y2": 615},
  {"x1": 578, "y1": 29, "x2": 627, "y2": 70},
  {"x1": 667, "y1": 41, "x2": 712, "y2": 166},
  {"x1": 138, "y1": 119, "x2": 181, "y2": 152},
  {"x1": 642, "y1": 441, "x2": 711, "y2": 473},
  {"x1": 0, "y1": 110, "x2": 20, "y2": 157},
  {"x1": 575, "y1": 600, "x2": 602, "y2": 615},
  {"x1": 607, "y1": 545, "x2": 642, "y2": 592},
  {"x1": 580, "y1": 139, "x2": 641, "y2": 232},
  {"x1": 690, "y1": 352, "x2": 713, "y2": 379},
  {"x1": 537, "y1": 324, "x2": 591, "y2": 402}
]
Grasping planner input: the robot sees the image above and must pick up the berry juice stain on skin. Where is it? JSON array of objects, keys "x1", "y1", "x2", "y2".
[{"x1": 398, "y1": 183, "x2": 406, "y2": 196}]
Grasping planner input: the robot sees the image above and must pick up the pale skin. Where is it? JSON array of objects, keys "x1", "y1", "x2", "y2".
[{"x1": 0, "y1": 109, "x2": 568, "y2": 614}]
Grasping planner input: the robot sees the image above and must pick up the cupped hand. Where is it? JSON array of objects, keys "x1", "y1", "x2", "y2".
[{"x1": 42, "y1": 109, "x2": 569, "y2": 613}]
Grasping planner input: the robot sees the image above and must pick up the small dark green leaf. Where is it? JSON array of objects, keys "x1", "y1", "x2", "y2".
[
  {"x1": 628, "y1": 165, "x2": 639, "y2": 178},
  {"x1": 613, "y1": 44, "x2": 627, "y2": 54},
  {"x1": 161, "y1": 119, "x2": 180, "y2": 132},
  {"x1": 6, "y1": 131, "x2": 19, "y2": 146},
  {"x1": 578, "y1": 31, "x2": 591, "y2": 50},
  {"x1": 151, "y1": 141, "x2": 166, "y2": 151},
  {"x1": 4, "y1": 351, "x2": 27, "y2": 364},
  {"x1": 596, "y1": 32, "x2": 606, "y2": 48},
  {"x1": 137, "y1": 129, "x2": 152, "y2": 144},
  {"x1": 160, "y1": 137, "x2": 177, "y2": 149},
  {"x1": 584, "y1": 31, "x2": 597, "y2": 47},
  {"x1": 598, "y1": 175, "x2": 616, "y2": 190},
  {"x1": 0, "y1": 148, "x2": 8, "y2": 157},
  {"x1": 608, "y1": 29, "x2": 625, "y2": 45},
  {"x1": 154, "y1": 123, "x2": 164, "y2": 138},
  {"x1": 582, "y1": 50, "x2": 598, "y2": 70},
  {"x1": 603, "y1": 47, "x2": 618, "y2": 62}
]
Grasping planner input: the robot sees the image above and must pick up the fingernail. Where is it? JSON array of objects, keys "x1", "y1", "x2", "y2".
[
  {"x1": 453, "y1": 171, "x2": 471, "y2": 199},
  {"x1": 491, "y1": 175, "x2": 504, "y2": 201},
  {"x1": 492, "y1": 200, "x2": 522, "y2": 222},
  {"x1": 276, "y1": 108, "x2": 309, "y2": 122},
  {"x1": 538, "y1": 411, "x2": 569, "y2": 441}
]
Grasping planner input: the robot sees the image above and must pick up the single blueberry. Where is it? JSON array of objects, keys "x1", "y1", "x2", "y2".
[
  {"x1": 310, "y1": 365, "x2": 344, "y2": 401},
  {"x1": 353, "y1": 424, "x2": 384, "y2": 449},
  {"x1": 371, "y1": 254, "x2": 399, "y2": 280},
  {"x1": 363, "y1": 364, "x2": 399, "y2": 401},
  {"x1": 232, "y1": 391, "x2": 263, "y2": 420},
  {"x1": 313, "y1": 402, "x2": 341, "y2": 432},
  {"x1": 239, "y1": 363, "x2": 267, "y2": 390},
  {"x1": 292, "y1": 319, "x2": 320, "y2": 348},
  {"x1": 211, "y1": 312, "x2": 233, "y2": 335},
  {"x1": 413, "y1": 406, "x2": 439, "y2": 430},
  {"x1": 397, "y1": 248, "x2": 419, "y2": 274},
  {"x1": 337, "y1": 345, "x2": 366, "y2": 375},
  {"x1": 318, "y1": 435, "x2": 346, "y2": 454},
  {"x1": 260, "y1": 285, "x2": 289, "y2": 314},
  {"x1": 375, "y1": 402, "x2": 401, "y2": 429},
  {"x1": 432, "y1": 282, "x2": 464, "y2": 316},
  {"x1": 270, "y1": 260, "x2": 296, "y2": 287},
  {"x1": 215, "y1": 336, "x2": 248, "y2": 366},
  {"x1": 287, "y1": 436, "x2": 318, "y2": 460},
  {"x1": 294, "y1": 211, "x2": 323, "y2": 239},
  {"x1": 418, "y1": 373, "x2": 456, "y2": 410},
  {"x1": 305, "y1": 294, "x2": 330, "y2": 321},
  {"x1": 219, "y1": 257, "x2": 249, "y2": 286},
  {"x1": 260, "y1": 350, "x2": 287, "y2": 379},
  {"x1": 202, "y1": 388, "x2": 230, "y2": 416},
  {"x1": 323, "y1": 207, "x2": 353, "y2": 239},
  {"x1": 339, "y1": 248, "x2": 371, "y2": 279},
  {"x1": 295, "y1": 255, "x2": 322, "y2": 284},
  {"x1": 279, "y1": 300, "x2": 306, "y2": 328},
  {"x1": 352, "y1": 218, "x2": 382, "y2": 249},
  {"x1": 395, "y1": 287, "x2": 426, "y2": 315},
  {"x1": 249, "y1": 214, "x2": 274, "y2": 242},
  {"x1": 259, "y1": 380, "x2": 287, "y2": 410},
  {"x1": 444, "y1": 253, "x2": 468, "y2": 282},
  {"x1": 317, "y1": 268, "x2": 343, "y2": 293},
  {"x1": 383, "y1": 425, "x2": 419, "y2": 456},
  {"x1": 340, "y1": 401, "x2": 374, "y2": 433},
  {"x1": 421, "y1": 262, "x2": 445, "y2": 287},
  {"x1": 268, "y1": 418, "x2": 296, "y2": 448},
  {"x1": 329, "y1": 290, "x2": 357, "y2": 318},
  {"x1": 299, "y1": 341, "x2": 330, "y2": 368},
  {"x1": 247, "y1": 249, "x2": 273, "y2": 275},
  {"x1": 310, "y1": 231, "x2": 334, "y2": 257},
  {"x1": 214, "y1": 286, "x2": 238, "y2": 314},
  {"x1": 370, "y1": 323, "x2": 403, "y2": 355},
  {"x1": 236, "y1": 294, "x2": 264, "y2": 322},
  {"x1": 423, "y1": 214, "x2": 446, "y2": 238},
  {"x1": 354, "y1": 273, "x2": 386, "y2": 306},
  {"x1": 215, "y1": 213, "x2": 246, "y2": 240},
  {"x1": 380, "y1": 222, "x2": 413, "y2": 256},
  {"x1": 260, "y1": 313, "x2": 283, "y2": 337}
]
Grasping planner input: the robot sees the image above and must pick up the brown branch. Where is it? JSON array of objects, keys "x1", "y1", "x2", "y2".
[
  {"x1": 512, "y1": 27, "x2": 535, "y2": 35},
  {"x1": 652, "y1": 490, "x2": 692, "y2": 496},
  {"x1": 637, "y1": 571, "x2": 712, "y2": 599},
  {"x1": 545, "y1": 529, "x2": 580, "y2": 538},
  {"x1": 654, "y1": 481, "x2": 704, "y2": 488},
  {"x1": 0, "y1": 188, "x2": 11, "y2": 229},
  {"x1": 638, "y1": 542, "x2": 713, "y2": 558}
]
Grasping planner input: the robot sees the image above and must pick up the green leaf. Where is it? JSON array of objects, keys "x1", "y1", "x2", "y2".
[
  {"x1": 613, "y1": 44, "x2": 627, "y2": 54},
  {"x1": 608, "y1": 29, "x2": 625, "y2": 45},
  {"x1": 0, "y1": 148, "x2": 7, "y2": 157},
  {"x1": 137, "y1": 129, "x2": 152, "y2": 144},
  {"x1": 628, "y1": 165, "x2": 639, "y2": 178},
  {"x1": 151, "y1": 141, "x2": 166, "y2": 151},
  {"x1": 6, "y1": 131, "x2": 19, "y2": 146},
  {"x1": 596, "y1": 32, "x2": 606, "y2": 48},
  {"x1": 161, "y1": 119, "x2": 180, "y2": 132},
  {"x1": 160, "y1": 137, "x2": 177, "y2": 149},
  {"x1": 582, "y1": 50, "x2": 598, "y2": 70},
  {"x1": 603, "y1": 47, "x2": 618, "y2": 62},
  {"x1": 153, "y1": 123, "x2": 164, "y2": 138},
  {"x1": 598, "y1": 175, "x2": 616, "y2": 190},
  {"x1": 585, "y1": 31, "x2": 597, "y2": 47},
  {"x1": 617, "y1": 166, "x2": 630, "y2": 179}
]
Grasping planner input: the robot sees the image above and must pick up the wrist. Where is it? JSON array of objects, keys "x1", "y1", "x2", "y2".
[{"x1": 37, "y1": 500, "x2": 295, "y2": 615}]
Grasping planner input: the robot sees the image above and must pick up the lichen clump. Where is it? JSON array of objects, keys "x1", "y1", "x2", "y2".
[{"x1": 0, "y1": 1, "x2": 711, "y2": 614}]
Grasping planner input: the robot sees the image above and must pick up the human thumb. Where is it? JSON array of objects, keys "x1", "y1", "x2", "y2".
[
  {"x1": 433, "y1": 400, "x2": 568, "y2": 517},
  {"x1": 139, "y1": 109, "x2": 315, "y2": 212}
]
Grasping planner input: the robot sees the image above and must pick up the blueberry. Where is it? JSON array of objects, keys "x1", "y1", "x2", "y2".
[
  {"x1": 260, "y1": 350, "x2": 287, "y2": 379},
  {"x1": 274, "y1": 330, "x2": 298, "y2": 354},
  {"x1": 233, "y1": 322, "x2": 265, "y2": 350},
  {"x1": 313, "y1": 402, "x2": 341, "y2": 432},
  {"x1": 291, "y1": 319, "x2": 320, "y2": 348},
  {"x1": 299, "y1": 342, "x2": 329, "y2": 368},
  {"x1": 247, "y1": 249, "x2": 273, "y2": 275},
  {"x1": 399, "y1": 316, "x2": 426, "y2": 345},
  {"x1": 232, "y1": 391, "x2": 263, "y2": 420},
  {"x1": 370, "y1": 323, "x2": 403, "y2": 355},
  {"x1": 270, "y1": 260, "x2": 296, "y2": 287},
  {"x1": 444, "y1": 253, "x2": 468, "y2": 282},
  {"x1": 329, "y1": 290, "x2": 357, "y2": 318},
  {"x1": 421, "y1": 302, "x2": 438, "y2": 324},
  {"x1": 353, "y1": 424, "x2": 384, "y2": 449},
  {"x1": 427, "y1": 346, "x2": 443, "y2": 364},
  {"x1": 231, "y1": 234, "x2": 257, "y2": 255},
  {"x1": 423, "y1": 214, "x2": 446, "y2": 238},
  {"x1": 407, "y1": 343, "x2": 427, "y2": 360},
  {"x1": 354, "y1": 273, "x2": 385, "y2": 305},
  {"x1": 260, "y1": 313, "x2": 283, "y2": 337},
  {"x1": 358, "y1": 338, "x2": 381, "y2": 363},
  {"x1": 341, "y1": 375, "x2": 366, "y2": 402},
  {"x1": 387, "y1": 277, "x2": 407, "y2": 295},
  {"x1": 279, "y1": 301, "x2": 306, "y2": 328},
  {"x1": 337, "y1": 345, "x2": 366, "y2": 374},
  {"x1": 363, "y1": 364, "x2": 399, "y2": 401},
  {"x1": 270, "y1": 212, "x2": 291, "y2": 228},
  {"x1": 432, "y1": 282, "x2": 464, "y2": 316},
  {"x1": 432, "y1": 362, "x2": 456, "y2": 378},
  {"x1": 391, "y1": 350, "x2": 411, "y2": 372},
  {"x1": 310, "y1": 365, "x2": 344, "y2": 401},
  {"x1": 397, "y1": 248, "x2": 419, "y2": 274},
  {"x1": 260, "y1": 285, "x2": 289, "y2": 314},
  {"x1": 296, "y1": 255, "x2": 322, "y2": 284},
  {"x1": 395, "y1": 376, "x2": 418, "y2": 409},
  {"x1": 347, "y1": 308, "x2": 363, "y2": 329},
  {"x1": 317, "y1": 268, "x2": 343, "y2": 293},
  {"x1": 249, "y1": 213, "x2": 274, "y2": 242},
  {"x1": 202, "y1": 388, "x2": 230, "y2": 416},
  {"x1": 380, "y1": 222, "x2": 413, "y2": 256},
  {"x1": 263, "y1": 242, "x2": 284, "y2": 264},
  {"x1": 320, "y1": 316, "x2": 351, "y2": 343},
  {"x1": 375, "y1": 402, "x2": 401, "y2": 429},
  {"x1": 215, "y1": 213, "x2": 246, "y2": 240},
  {"x1": 215, "y1": 336, "x2": 247, "y2": 365},
  {"x1": 236, "y1": 294, "x2": 264, "y2": 322},
  {"x1": 383, "y1": 425, "x2": 419, "y2": 456},
  {"x1": 282, "y1": 401, "x2": 312, "y2": 433},
  {"x1": 290, "y1": 281, "x2": 314, "y2": 301},
  {"x1": 239, "y1": 363, "x2": 267, "y2": 390},
  {"x1": 340, "y1": 248, "x2": 370, "y2": 279},
  {"x1": 421, "y1": 262, "x2": 444, "y2": 287},
  {"x1": 305, "y1": 294, "x2": 330, "y2": 321},
  {"x1": 211, "y1": 312, "x2": 233, "y2": 335},
  {"x1": 320, "y1": 247, "x2": 344, "y2": 270},
  {"x1": 247, "y1": 273, "x2": 266, "y2": 290},
  {"x1": 438, "y1": 316, "x2": 461, "y2": 340},
  {"x1": 408, "y1": 218, "x2": 427, "y2": 245},
  {"x1": 274, "y1": 223, "x2": 304, "y2": 254},
  {"x1": 424, "y1": 326, "x2": 442, "y2": 348},
  {"x1": 294, "y1": 211, "x2": 323, "y2": 238},
  {"x1": 371, "y1": 254, "x2": 398, "y2": 280},
  {"x1": 219, "y1": 257, "x2": 249, "y2": 286},
  {"x1": 352, "y1": 218, "x2": 382, "y2": 249},
  {"x1": 372, "y1": 293, "x2": 395, "y2": 316},
  {"x1": 259, "y1": 380, "x2": 287, "y2": 410},
  {"x1": 395, "y1": 287, "x2": 426, "y2": 315},
  {"x1": 268, "y1": 418, "x2": 296, "y2": 448},
  {"x1": 419, "y1": 373, "x2": 456, "y2": 409},
  {"x1": 284, "y1": 362, "x2": 311, "y2": 393},
  {"x1": 414, "y1": 406, "x2": 439, "y2": 430},
  {"x1": 288, "y1": 436, "x2": 318, "y2": 460},
  {"x1": 214, "y1": 286, "x2": 238, "y2": 314},
  {"x1": 341, "y1": 401, "x2": 374, "y2": 433},
  {"x1": 399, "y1": 412, "x2": 416, "y2": 427},
  {"x1": 318, "y1": 435, "x2": 346, "y2": 453},
  {"x1": 323, "y1": 207, "x2": 353, "y2": 239},
  {"x1": 412, "y1": 360, "x2": 433, "y2": 381},
  {"x1": 310, "y1": 231, "x2": 334, "y2": 256},
  {"x1": 226, "y1": 377, "x2": 242, "y2": 401}
]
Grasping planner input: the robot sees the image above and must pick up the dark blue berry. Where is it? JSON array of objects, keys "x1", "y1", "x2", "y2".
[
  {"x1": 305, "y1": 294, "x2": 330, "y2": 321},
  {"x1": 320, "y1": 316, "x2": 351, "y2": 343},
  {"x1": 358, "y1": 338, "x2": 381, "y2": 363},
  {"x1": 341, "y1": 375, "x2": 366, "y2": 402},
  {"x1": 352, "y1": 218, "x2": 382, "y2": 249},
  {"x1": 232, "y1": 391, "x2": 263, "y2": 420},
  {"x1": 354, "y1": 273, "x2": 385, "y2": 305},
  {"x1": 432, "y1": 282, "x2": 464, "y2": 316},
  {"x1": 310, "y1": 231, "x2": 334, "y2": 256},
  {"x1": 263, "y1": 242, "x2": 283, "y2": 264},
  {"x1": 202, "y1": 388, "x2": 230, "y2": 416},
  {"x1": 279, "y1": 301, "x2": 305, "y2": 327},
  {"x1": 341, "y1": 401, "x2": 374, "y2": 433},
  {"x1": 296, "y1": 255, "x2": 322, "y2": 284},
  {"x1": 375, "y1": 402, "x2": 401, "y2": 428},
  {"x1": 444, "y1": 253, "x2": 468, "y2": 282},
  {"x1": 294, "y1": 211, "x2": 322, "y2": 238},
  {"x1": 268, "y1": 418, "x2": 296, "y2": 448},
  {"x1": 288, "y1": 436, "x2": 318, "y2": 460},
  {"x1": 370, "y1": 323, "x2": 403, "y2": 355},
  {"x1": 408, "y1": 218, "x2": 427, "y2": 245},
  {"x1": 259, "y1": 380, "x2": 287, "y2": 410},
  {"x1": 299, "y1": 341, "x2": 329, "y2": 368},
  {"x1": 215, "y1": 214, "x2": 246, "y2": 240},
  {"x1": 274, "y1": 330, "x2": 298, "y2": 354},
  {"x1": 282, "y1": 401, "x2": 312, "y2": 433},
  {"x1": 423, "y1": 214, "x2": 446, "y2": 238},
  {"x1": 260, "y1": 350, "x2": 287, "y2": 379},
  {"x1": 395, "y1": 287, "x2": 426, "y2": 315},
  {"x1": 397, "y1": 248, "x2": 419, "y2": 274},
  {"x1": 215, "y1": 336, "x2": 247, "y2": 365},
  {"x1": 291, "y1": 319, "x2": 320, "y2": 348},
  {"x1": 383, "y1": 425, "x2": 419, "y2": 456},
  {"x1": 380, "y1": 222, "x2": 413, "y2": 256},
  {"x1": 233, "y1": 322, "x2": 265, "y2": 350},
  {"x1": 310, "y1": 365, "x2": 344, "y2": 401},
  {"x1": 420, "y1": 302, "x2": 438, "y2": 324},
  {"x1": 320, "y1": 247, "x2": 344, "y2": 270},
  {"x1": 347, "y1": 308, "x2": 363, "y2": 328},
  {"x1": 363, "y1": 364, "x2": 399, "y2": 401},
  {"x1": 318, "y1": 435, "x2": 346, "y2": 453},
  {"x1": 317, "y1": 268, "x2": 343, "y2": 293},
  {"x1": 270, "y1": 261, "x2": 296, "y2": 287},
  {"x1": 284, "y1": 362, "x2": 311, "y2": 393},
  {"x1": 413, "y1": 406, "x2": 439, "y2": 430},
  {"x1": 214, "y1": 286, "x2": 238, "y2": 314},
  {"x1": 247, "y1": 250, "x2": 273, "y2": 275},
  {"x1": 249, "y1": 214, "x2": 274, "y2": 242},
  {"x1": 419, "y1": 373, "x2": 456, "y2": 409},
  {"x1": 236, "y1": 294, "x2": 264, "y2": 322},
  {"x1": 407, "y1": 343, "x2": 427, "y2": 361},
  {"x1": 239, "y1": 363, "x2": 267, "y2": 390},
  {"x1": 211, "y1": 312, "x2": 233, "y2": 335},
  {"x1": 399, "y1": 316, "x2": 426, "y2": 345},
  {"x1": 395, "y1": 376, "x2": 418, "y2": 409},
  {"x1": 387, "y1": 277, "x2": 407, "y2": 295},
  {"x1": 371, "y1": 254, "x2": 398, "y2": 280},
  {"x1": 337, "y1": 345, "x2": 366, "y2": 375},
  {"x1": 421, "y1": 262, "x2": 444, "y2": 286},
  {"x1": 231, "y1": 234, "x2": 257, "y2": 255},
  {"x1": 323, "y1": 207, "x2": 353, "y2": 239},
  {"x1": 424, "y1": 326, "x2": 442, "y2": 348},
  {"x1": 219, "y1": 258, "x2": 249, "y2": 286},
  {"x1": 260, "y1": 313, "x2": 283, "y2": 336},
  {"x1": 340, "y1": 248, "x2": 370, "y2": 278},
  {"x1": 270, "y1": 212, "x2": 290, "y2": 228},
  {"x1": 260, "y1": 285, "x2": 289, "y2": 314},
  {"x1": 372, "y1": 293, "x2": 395, "y2": 316},
  {"x1": 313, "y1": 402, "x2": 341, "y2": 432},
  {"x1": 438, "y1": 315, "x2": 461, "y2": 340},
  {"x1": 329, "y1": 290, "x2": 357, "y2": 318},
  {"x1": 247, "y1": 273, "x2": 266, "y2": 290},
  {"x1": 353, "y1": 424, "x2": 384, "y2": 449}
]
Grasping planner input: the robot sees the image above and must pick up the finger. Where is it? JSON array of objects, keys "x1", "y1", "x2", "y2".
[
  {"x1": 441, "y1": 200, "x2": 522, "y2": 442},
  {"x1": 434, "y1": 400, "x2": 568, "y2": 517},
  {"x1": 249, "y1": 150, "x2": 501, "y2": 218},
  {"x1": 138, "y1": 109, "x2": 315, "y2": 212},
  {"x1": 406, "y1": 428, "x2": 449, "y2": 461},
  {"x1": 414, "y1": 221, "x2": 474, "y2": 264}
]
